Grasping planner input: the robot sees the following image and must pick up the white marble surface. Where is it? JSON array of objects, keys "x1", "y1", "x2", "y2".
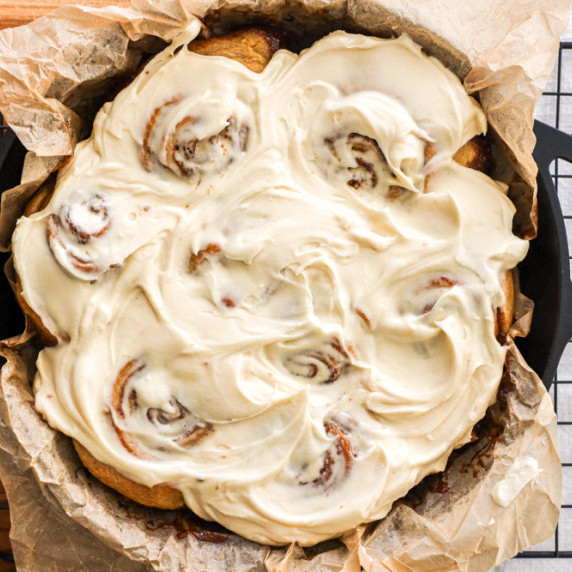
[{"x1": 496, "y1": 10, "x2": 572, "y2": 571}]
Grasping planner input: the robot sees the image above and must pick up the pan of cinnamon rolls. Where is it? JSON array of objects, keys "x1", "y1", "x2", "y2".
[{"x1": 1, "y1": 24, "x2": 568, "y2": 549}]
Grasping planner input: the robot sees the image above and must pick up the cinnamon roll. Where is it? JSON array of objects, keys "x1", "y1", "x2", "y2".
[
  {"x1": 283, "y1": 337, "x2": 350, "y2": 384},
  {"x1": 298, "y1": 420, "x2": 355, "y2": 488},
  {"x1": 138, "y1": 29, "x2": 274, "y2": 183},
  {"x1": 12, "y1": 28, "x2": 529, "y2": 547},
  {"x1": 109, "y1": 358, "x2": 214, "y2": 458},
  {"x1": 142, "y1": 101, "x2": 250, "y2": 180},
  {"x1": 45, "y1": 191, "x2": 112, "y2": 279}
]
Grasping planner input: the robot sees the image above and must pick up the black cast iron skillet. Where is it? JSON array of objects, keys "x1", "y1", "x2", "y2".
[
  {"x1": 1, "y1": 121, "x2": 571, "y2": 389},
  {"x1": 518, "y1": 121, "x2": 572, "y2": 389}
]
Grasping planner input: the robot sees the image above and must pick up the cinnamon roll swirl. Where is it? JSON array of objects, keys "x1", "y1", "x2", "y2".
[
  {"x1": 283, "y1": 337, "x2": 350, "y2": 384},
  {"x1": 142, "y1": 102, "x2": 250, "y2": 180},
  {"x1": 110, "y1": 358, "x2": 214, "y2": 457},
  {"x1": 45, "y1": 191, "x2": 112, "y2": 279},
  {"x1": 298, "y1": 420, "x2": 356, "y2": 489},
  {"x1": 12, "y1": 28, "x2": 529, "y2": 547}
]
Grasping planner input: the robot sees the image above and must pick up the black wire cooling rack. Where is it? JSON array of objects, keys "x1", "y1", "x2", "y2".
[
  {"x1": 0, "y1": 44, "x2": 571, "y2": 571},
  {"x1": 511, "y1": 41, "x2": 572, "y2": 563}
]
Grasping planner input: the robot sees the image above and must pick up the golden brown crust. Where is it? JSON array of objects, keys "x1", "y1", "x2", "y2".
[
  {"x1": 496, "y1": 270, "x2": 515, "y2": 340},
  {"x1": 188, "y1": 28, "x2": 282, "y2": 73},
  {"x1": 73, "y1": 439, "x2": 184, "y2": 510},
  {"x1": 453, "y1": 134, "x2": 492, "y2": 173}
]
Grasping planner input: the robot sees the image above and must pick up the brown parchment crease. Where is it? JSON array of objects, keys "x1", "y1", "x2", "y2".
[{"x1": 0, "y1": 0, "x2": 568, "y2": 570}]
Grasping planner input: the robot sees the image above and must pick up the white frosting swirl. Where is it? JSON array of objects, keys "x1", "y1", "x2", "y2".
[{"x1": 12, "y1": 31, "x2": 529, "y2": 546}]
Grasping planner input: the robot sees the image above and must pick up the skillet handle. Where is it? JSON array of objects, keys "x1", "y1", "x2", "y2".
[
  {"x1": 534, "y1": 120, "x2": 572, "y2": 168},
  {"x1": 532, "y1": 121, "x2": 572, "y2": 363}
]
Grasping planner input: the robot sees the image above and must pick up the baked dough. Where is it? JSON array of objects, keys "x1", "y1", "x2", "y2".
[
  {"x1": 74, "y1": 439, "x2": 184, "y2": 509},
  {"x1": 13, "y1": 28, "x2": 528, "y2": 546},
  {"x1": 187, "y1": 28, "x2": 282, "y2": 73}
]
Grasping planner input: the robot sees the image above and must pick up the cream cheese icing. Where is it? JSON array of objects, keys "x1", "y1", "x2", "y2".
[
  {"x1": 491, "y1": 457, "x2": 542, "y2": 507},
  {"x1": 12, "y1": 30, "x2": 530, "y2": 546}
]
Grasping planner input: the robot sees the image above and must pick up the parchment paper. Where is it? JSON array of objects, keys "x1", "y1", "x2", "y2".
[{"x1": 0, "y1": 1, "x2": 568, "y2": 570}]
